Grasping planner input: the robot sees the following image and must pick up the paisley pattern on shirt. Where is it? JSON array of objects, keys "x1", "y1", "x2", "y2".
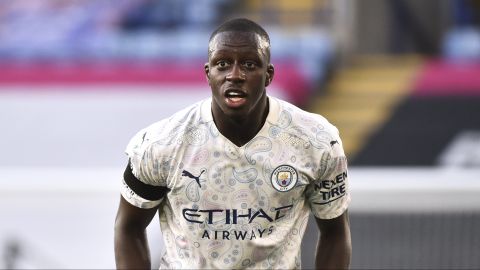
[{"x1": 122, "y1": 96, "x2": 350, "y2": 269}]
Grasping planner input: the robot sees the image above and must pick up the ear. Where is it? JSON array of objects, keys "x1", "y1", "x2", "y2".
[
  {"x1": 204, "y1": 63, "x2": 211, "y2": 84},
  {"x1": 265, "y1": 63, "x2": 274, "y2": 87}
]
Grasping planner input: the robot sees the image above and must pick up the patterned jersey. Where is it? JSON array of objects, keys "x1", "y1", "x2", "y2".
[{"x1": 121, "y1": 96, "x2": 350, "y2": 269}]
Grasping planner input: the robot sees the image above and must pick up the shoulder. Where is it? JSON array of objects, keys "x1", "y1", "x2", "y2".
[
  {"x1": 125, "y1": 99, "x2": 211, "y2": 185},
  {"x1": 273, "y1": 97, "x2": 341, "y2": 144},
  {"x1": 126, "y1": 99, "x2": 209, "y2": 155}
]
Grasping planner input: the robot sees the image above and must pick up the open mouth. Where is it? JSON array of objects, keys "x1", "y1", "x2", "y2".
[{"x1": 225, "y1": 89, "x2": 247, "y2": 104}]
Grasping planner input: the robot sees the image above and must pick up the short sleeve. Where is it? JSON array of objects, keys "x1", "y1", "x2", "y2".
[
  {"x1": 305, "y1": 137, "x2": 351, "y2": 220},
  {"x1": 121, "y1": 128, "x2": 168, "y2": 209}
]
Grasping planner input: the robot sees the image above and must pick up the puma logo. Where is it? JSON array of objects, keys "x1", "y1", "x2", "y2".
[
  {"x1": 182, "y1": 169, "x2": 205, "y2": 188},
  {"x1": 330, "y1": 140, "x2": 339, "y2": 147}
]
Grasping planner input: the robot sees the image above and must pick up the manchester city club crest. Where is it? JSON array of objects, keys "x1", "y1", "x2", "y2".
[{"x1": 271, "y1": 165, "x2": 298, "y2": 192}]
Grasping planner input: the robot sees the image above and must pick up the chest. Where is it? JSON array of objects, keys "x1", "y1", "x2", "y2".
[{"x1": 165, "y1": 135, "x2": 317, "y2": 225}]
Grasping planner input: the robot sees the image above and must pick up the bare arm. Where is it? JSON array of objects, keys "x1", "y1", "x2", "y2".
[
  {"x1": 315, "y1": 210, "x2": 352, "y2": 270},
  {"x1": 114, "y1": 195, "x2": 158, "y2": 269}
]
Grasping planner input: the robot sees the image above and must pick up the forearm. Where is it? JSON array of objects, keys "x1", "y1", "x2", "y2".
[
  {"x1": 114, "y1": 227, "x2": 151, "y2": 269},
  {"x1": 315, "y1": 224, "x2": 351, "y2": 269}
]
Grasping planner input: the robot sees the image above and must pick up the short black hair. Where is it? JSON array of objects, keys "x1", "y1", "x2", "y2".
[
  {"x1": 209, "y1": 18, "x2": 270, "y2": 44},
  {"x1": 208, "y1": 18, "x2": 271, "y2": 61}
]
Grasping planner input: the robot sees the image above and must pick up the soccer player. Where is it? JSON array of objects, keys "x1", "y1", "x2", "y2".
[{"x1": 114, "y1": 18, "x2": 351, "y2": 269}]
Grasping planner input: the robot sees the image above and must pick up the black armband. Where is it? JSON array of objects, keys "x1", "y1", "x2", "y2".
[{"x1": 124, "y1": 161, "x2": 170, "y2": 201}]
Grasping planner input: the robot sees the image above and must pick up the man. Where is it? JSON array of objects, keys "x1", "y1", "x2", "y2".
[{"x1": 115, "y1": 18, "x2": 351, "y2": 269}]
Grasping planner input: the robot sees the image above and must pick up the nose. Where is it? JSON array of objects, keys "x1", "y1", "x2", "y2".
[{"x1": 226, "y1": 63, "x2": 245, "y2": 82}]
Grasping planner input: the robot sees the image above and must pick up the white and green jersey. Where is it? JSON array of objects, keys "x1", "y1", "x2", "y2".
[{"x1": 121, "y1": 96, "x2": 350, "y2": 269}]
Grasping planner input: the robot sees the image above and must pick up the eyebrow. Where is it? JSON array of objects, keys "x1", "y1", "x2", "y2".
[{"x1": 220, "y1": 42, "x2": 252, "y2": 47}]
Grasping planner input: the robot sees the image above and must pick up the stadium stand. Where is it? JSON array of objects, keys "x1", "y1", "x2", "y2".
[
  {"x1": 353, "y1": 59, "x2": 480, "y2": 165},
  {"x1": 308, "y1": 55, "x2": 422, "y2": 160}
]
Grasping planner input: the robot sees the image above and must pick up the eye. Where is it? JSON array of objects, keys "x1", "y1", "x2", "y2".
[
  {"x1": 244, "y1": 61, "x2": 256, "y2": 69},
  {"x1": 216, "y1": 60, "x2": 230, "y2": 68}
]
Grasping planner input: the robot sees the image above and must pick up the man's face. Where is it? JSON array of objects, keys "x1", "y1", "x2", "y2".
[{"x1": 205, "y1": 31, "x2": 274, "y2": 121}]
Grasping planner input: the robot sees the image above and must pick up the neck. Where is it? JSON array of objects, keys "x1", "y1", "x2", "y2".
[{"x1": 213, "y1": 96, "x2": 269, "y2": 147}]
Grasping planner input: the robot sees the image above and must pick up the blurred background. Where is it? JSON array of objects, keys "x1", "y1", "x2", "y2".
[{"x1": 0, "y1": 0, "x2": 479, "y2": 269}]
